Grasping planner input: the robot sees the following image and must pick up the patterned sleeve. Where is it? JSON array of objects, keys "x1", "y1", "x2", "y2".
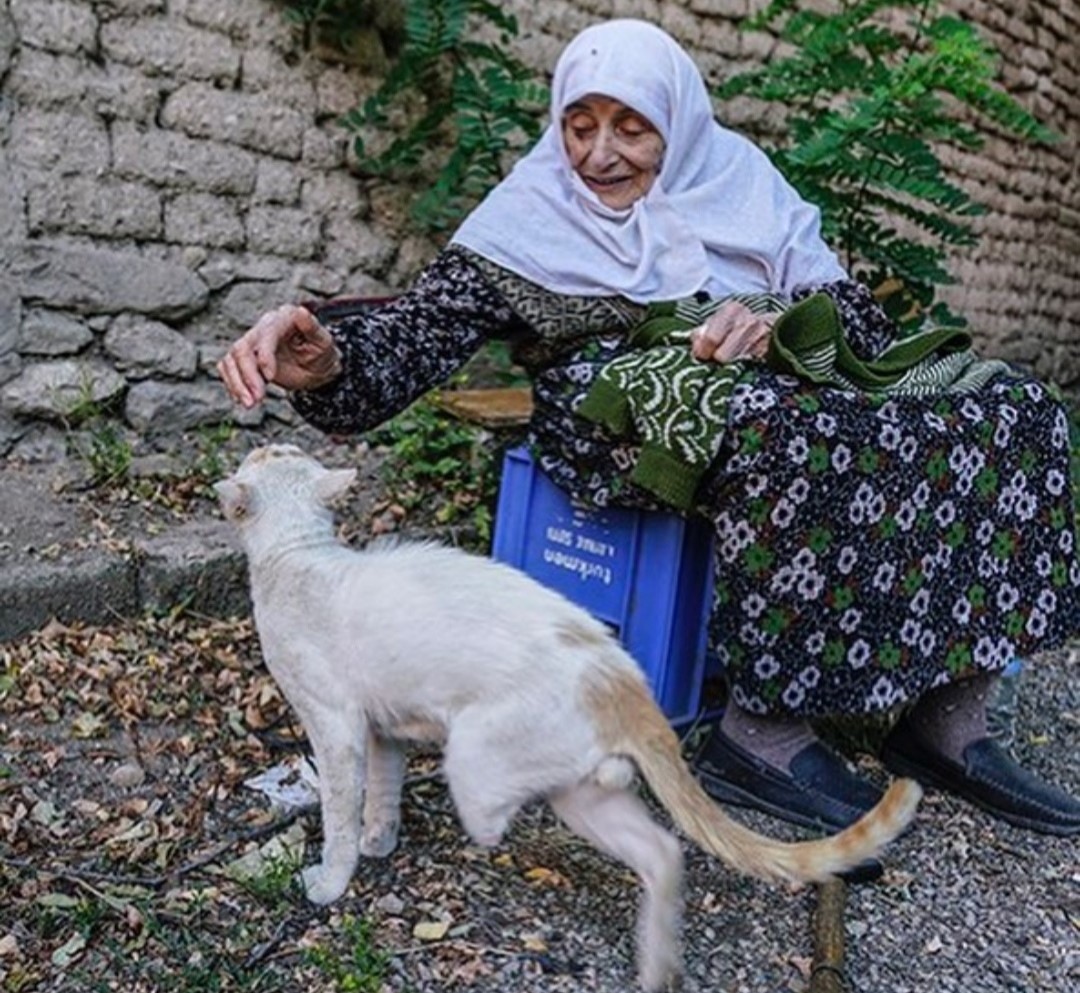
[
  {"x1": 793, "y1": 278, "x2": 899, "y2": 360},
  {"x1": 290, "y1": 247, "x2": 524, "y2": 436}
]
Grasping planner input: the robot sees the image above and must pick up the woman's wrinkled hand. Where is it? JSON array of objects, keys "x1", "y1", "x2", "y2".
[
  {"x1": 689, "y1": 300, "x2": 777, "y2": 364},
  {"x1": 217, "y1": 305, "x2": 342, "y2": 409}
]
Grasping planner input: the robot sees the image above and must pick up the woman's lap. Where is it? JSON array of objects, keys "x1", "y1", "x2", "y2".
[{"x1": 532, "y1": 370, "x2": 1080, "y2": 718}]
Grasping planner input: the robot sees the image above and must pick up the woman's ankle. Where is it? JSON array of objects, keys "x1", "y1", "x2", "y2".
[
  {"x1": 719, "y1": 703, "x2": 817, "y2": 772},
  {"x1": 904, "y1": 673, "x2": 996, "y2": 763}
]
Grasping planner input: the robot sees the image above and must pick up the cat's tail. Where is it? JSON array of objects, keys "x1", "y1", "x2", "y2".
[{"x1": 585, "y1": 666, "x2": 921, "y2": 885}]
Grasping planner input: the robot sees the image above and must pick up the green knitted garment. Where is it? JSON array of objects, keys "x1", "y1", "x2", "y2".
[{"x1": 578, "y1": 292, "x2": 1014, "y2": 511}]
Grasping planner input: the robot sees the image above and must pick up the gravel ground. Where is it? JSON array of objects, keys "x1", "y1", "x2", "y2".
[{"x1": 1, "y1": 424, "x2": 1078, "y2": 993}]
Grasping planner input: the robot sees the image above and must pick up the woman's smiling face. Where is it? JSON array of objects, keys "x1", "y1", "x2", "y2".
[{"x1": 561, "y1": 94, "x2": 665, "y2": 210}]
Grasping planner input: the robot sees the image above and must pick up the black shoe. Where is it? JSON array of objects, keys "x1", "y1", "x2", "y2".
[
  {"x1": 693, "y1": 731, "x2": 887, "y2": 883},
  {"x1": 880, "y1": 717, "x2": 1080, "y2": 836},
  {"x1": 692, "y1": 729, "x2": 885, "y2": 833}
]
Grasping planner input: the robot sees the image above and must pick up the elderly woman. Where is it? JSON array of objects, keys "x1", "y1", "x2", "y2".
[{"x1": 219, "y1": 20, "x2": 1079, "y2": 837}]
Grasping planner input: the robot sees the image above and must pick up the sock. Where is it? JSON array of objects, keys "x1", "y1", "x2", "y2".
[
  {"x1": 907, "y1": 673, "x2": 995, "y2": 763},
  {"x1": 719, "y1": 702, "x2": 817, "y2": 772}
]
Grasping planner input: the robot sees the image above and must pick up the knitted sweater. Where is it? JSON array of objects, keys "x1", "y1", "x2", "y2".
[{"x1": 578, "y1": 292, "x2": 1013, "y2": 510}]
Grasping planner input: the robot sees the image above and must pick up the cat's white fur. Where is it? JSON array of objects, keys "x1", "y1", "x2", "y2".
[{"x1": 216, "y1": 444, "x2": 920, "y2": 991}]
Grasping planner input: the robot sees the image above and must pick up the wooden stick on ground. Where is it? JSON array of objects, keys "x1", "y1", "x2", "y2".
[{"x1": 810, "y1": 878, "x2": 849, "y2": 993}]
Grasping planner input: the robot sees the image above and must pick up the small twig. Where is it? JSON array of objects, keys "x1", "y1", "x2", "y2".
[{"x1": 810, "y1": 878, "x2": 849, "y2": 993}]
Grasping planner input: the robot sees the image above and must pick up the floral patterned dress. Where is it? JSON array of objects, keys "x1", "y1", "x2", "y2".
[{"x1": 293, "y1": 246, "x2": 1080, "y2": 718}]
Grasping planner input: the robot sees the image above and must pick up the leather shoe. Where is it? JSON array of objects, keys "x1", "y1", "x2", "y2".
[
  {"x1": 880, "y1": 717, "x2": 1080, "y2": 836},
  {"x1": 692, "y1": 729, "x2": 885, "y2": 833},
  {"x1": 693, "y1": 731, "x2": 886, "y2": 883}
]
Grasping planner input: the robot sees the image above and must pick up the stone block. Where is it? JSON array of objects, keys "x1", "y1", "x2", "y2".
[
  {"x1": 103, "y1": 314, "x2": 199, "y2": 379},
  {"x1": 688, "y1": 0, "x2": 747, "y2": 16},
  {"x1": 162, "y1": 83, "x2": 307, "y2": 158},
  {"x1": 8, "y1": 110, "x2": 110, "y2": 173},
  {"x1": 165, "y1": 192, "x2": 245, "y2": 249},
  {"x1": 10, "y1": 0, "x2": 98, "y2": 56},
  {"x1": 0, "y1": 556, "x2": 139, "y2": 641},
  {"x1": 13, "y1": 243, "x2": 209, "y2": 318},
  {"x1": 218, "y1": 278, "x2": 295, "y2": 329},
  {"x1": 246, "y1": 206, "x2": 321, "y2": 259},
  {"x1": 301, "y1": 170, "x2": 364, "y2": 215},
  {"x1": 124, "y1": 378, "x2": 235, "y2": 434},
  {"x1": 18, "y1": 309, "x2": 94, "y2": 356},
  {"x1": 302, "y1": 126, "x2": 349, "y2": 169},
  {"x1": 113, "y1": 123, "x2": 258, "y2": 194},
  {"x1": 101, "y1": 16, "x2": 239, "y2": 81},
  {"x1": 239, "y1": 49, "x2": 318, "y2": 114},
  {"x1": 176, "y1": 0, "x2": 291, "y2": 43},
  {"x1": 254, "y1": 160, "x2": 303, "y2": 205},
  {"x1": 0, "y1": 358, "x2": 127, "y2": 420},
  {"x1": 26, "y1": 177, "x2": 163, "y2": 240},
  {"x1": 135, "y1": 519, "x2": 250, "y2": 620},
  {"x1": 322, "y1": 215, "x2": 398, "y2": 277},
  {"x1": 7, "y1": 49, "x2": 161, "y2": 121}
]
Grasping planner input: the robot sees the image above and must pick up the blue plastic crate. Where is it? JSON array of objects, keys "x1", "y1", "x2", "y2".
[{"x1": 492, "y1": 447, "x2": 715, "y2": 726}]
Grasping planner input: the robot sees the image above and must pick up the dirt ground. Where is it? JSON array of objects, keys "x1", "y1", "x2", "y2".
[{"x1": 1, "y1": 417, "x2": 1078, "y2": 993}]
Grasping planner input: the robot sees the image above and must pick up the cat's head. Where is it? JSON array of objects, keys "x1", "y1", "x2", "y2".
[{"x1": 213, "y1": 444, "x2": 357, "y2": 526}]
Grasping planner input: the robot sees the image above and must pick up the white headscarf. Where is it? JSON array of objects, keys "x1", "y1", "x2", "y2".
[{"x1": 451, "y1": 19, "x2": 846, "y2": 303}]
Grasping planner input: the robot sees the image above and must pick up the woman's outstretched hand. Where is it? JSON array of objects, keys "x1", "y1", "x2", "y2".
[
  {"x1": 218, "y1": 305, "x2": 342, "y2": 408},
  {"x1": 690, "y1": 300, "x2": 776, "y2": 364}
]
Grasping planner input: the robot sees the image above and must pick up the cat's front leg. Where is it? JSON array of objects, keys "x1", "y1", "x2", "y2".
[
  {"x1": 360, "y1": 729, "x2": 405, "y2": 857},
  {"x1": 300, "y1": 712, "x2": 366, "y2": 904}
]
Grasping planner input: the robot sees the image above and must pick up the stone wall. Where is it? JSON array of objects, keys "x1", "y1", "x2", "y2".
[{"x1": 1, "y1": 0, "x2": 1077, "y2": 456}]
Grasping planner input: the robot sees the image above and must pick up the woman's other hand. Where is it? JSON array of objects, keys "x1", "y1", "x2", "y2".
[
  {"x1": 690, "y1": 300, "x2": 776, "y2": 364},
  {"x1": 218, "y1": 305, "x2": 342, "y2": 408}
]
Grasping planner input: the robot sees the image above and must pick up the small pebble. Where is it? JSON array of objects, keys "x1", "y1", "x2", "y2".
[{"x1": 109, "y1": 761, "x2": 146, "y2": 789}]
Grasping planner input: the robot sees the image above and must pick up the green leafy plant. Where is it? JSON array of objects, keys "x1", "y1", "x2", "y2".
[
  {"x1": 305, "y1": 915, "x2": 389, "y2": 993},
  {"x1": 718, "y1": 0, "x2": 1057, "y2": 326},
  {"x1": 193, "y1": 422, "x2": 236, "y2": 487},
  {"x1": 61, "y1": 384, "x2": 134, "y2": 486},
  {"x1": 341, "y1": 0, "x2": 548, "y2": 230}
]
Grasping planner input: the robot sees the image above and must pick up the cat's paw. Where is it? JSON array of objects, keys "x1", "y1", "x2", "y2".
[
  {"x1": 360, "y1": 821, "x2": 399, "y2": 858},
  {"x1": 300, "y1": 863, "x2": 351, "y2": 904}
]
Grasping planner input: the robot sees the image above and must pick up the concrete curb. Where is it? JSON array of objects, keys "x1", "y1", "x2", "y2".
[{"x1": 0, "y1": 518, "x2": 250, "y2": 641}]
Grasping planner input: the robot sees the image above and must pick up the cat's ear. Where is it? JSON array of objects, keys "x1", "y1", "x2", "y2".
[
  {"x1": 214, "y1": 478, "x2": 253, "y2": 522},
  {"x1": 315, "y1": 468, "x2": 357, "y2": 504}
]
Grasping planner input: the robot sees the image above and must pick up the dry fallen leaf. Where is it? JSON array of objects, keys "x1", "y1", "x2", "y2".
[
  {"x1": 521, "y1": 934, "x2": 548, "y2": 953},
  {"x1": 50, "y1": 932, "x2": 87, "y2": 969},
  {"x1": 523, "y1": 866, "x2": 571, "y2": 889},
  {"x1": 413, "y1": 920, "x2": 451, "y2": 941}
]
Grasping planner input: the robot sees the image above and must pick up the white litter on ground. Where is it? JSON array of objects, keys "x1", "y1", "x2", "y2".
[{"x1": 243, "y1": 754, "x2": 320, "y2": 812}]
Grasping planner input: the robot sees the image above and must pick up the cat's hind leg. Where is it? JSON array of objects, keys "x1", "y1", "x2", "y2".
[
  {"x1": 300, "y1": 712, "x2": 366, "y2": 904},
  {"x1": 442, "y1": 727, "x2": 528, "y2": 848},
  {"x1": 549, "y1": 781, "x2": 684, "y2": 993},
  {"x1": 360, "y1": 729, "x2": 405, "y2": 857}
]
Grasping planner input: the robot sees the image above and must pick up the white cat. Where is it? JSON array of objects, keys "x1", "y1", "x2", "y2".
[{"x1": 216, "y1": 444, "x2": 920, "y2": 992}]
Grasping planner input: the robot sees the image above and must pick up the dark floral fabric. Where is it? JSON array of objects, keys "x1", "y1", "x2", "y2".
[{"x1": 293, "y1": 248, "x2": 1080, "y2": 718}]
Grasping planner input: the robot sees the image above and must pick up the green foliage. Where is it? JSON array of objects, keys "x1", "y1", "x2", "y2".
[
  {"x1": 75, "y1": 420, "x2": 134, "y2": 487},
  {"x1": 341, "y1": 0, "x2": 548, "y2": 230},
  {"x1": 719, "y1": 0, "x2": 1056, "y2": 327},
  {"x1": 305, "y1": 915, "x2": 389, "y2": 993},
  {"x1": 278, "y1": 0, "x2": 400, "y2": 51},
  {"x1": 193, "y1": 422, "x2": 237, "y2": 487},
  {"x1": 62, "y1": 384, "x2": 134, "y2": 486},
  {"x1": 240, "y1": 851, "x2": 303, "y2": 908}
]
